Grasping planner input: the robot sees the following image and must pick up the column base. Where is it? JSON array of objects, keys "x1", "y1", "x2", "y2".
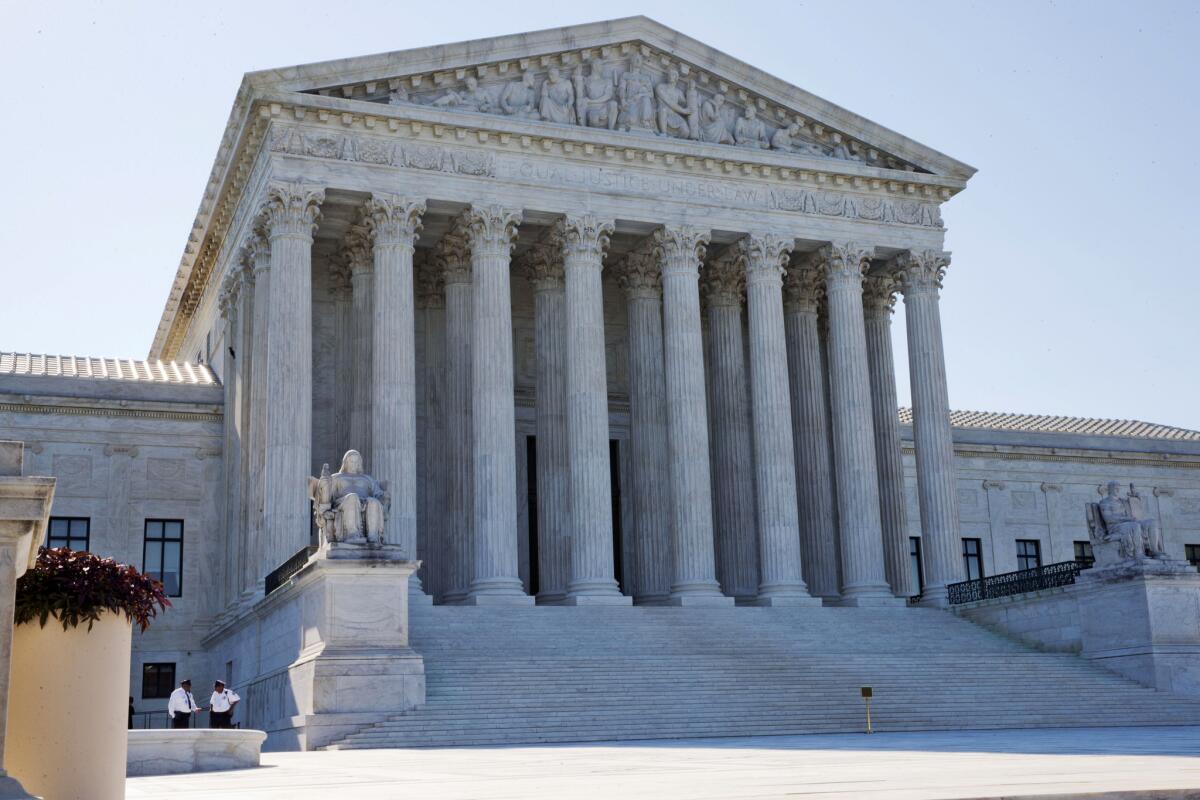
[
  {"x1": 464, "y1": 594, "x2": 535, "y2": 606},
  {"x1": 755, "y1": 593, "x2": 823, "y2": 607},
  {"x1": 563, "y1": 593, "x2": 633, "y2": 606},
  {"x1": 667, "y1": 594, "x2": 735, "y2": 607},
  {"x1": 633, "y1": 594, "x2": 674, "y2": 606},
  {"x1": 440, "y1": 590, "x2": 470, "y2": 605},
  {"x1": 536, "y1": 591, "x2": 569, "y2": 605},
  {"x1": 818, "y1": 594, "x2": 842, "y2": 607},
  {"x1": 0, "y1": 772, "x2": 37, "y2": 800},
  {"x1": 408, "y1": 574, "x2": 433, "y2": 605},
  {"x1": 917, "y1": 586, "x2": 950, "y2": 609}
]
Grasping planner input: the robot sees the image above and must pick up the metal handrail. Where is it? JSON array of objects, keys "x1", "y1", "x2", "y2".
[
  {"x1": 265, "y1": 545, "x2": 317, "y2": 595},
  {"x1": 948, "y1": 560, "x2": 1081, "y2": 605}
]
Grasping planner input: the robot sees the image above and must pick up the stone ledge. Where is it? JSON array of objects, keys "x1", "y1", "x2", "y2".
[{"x1": 127, "y1": 729, "x2": 266, "y2": 776}]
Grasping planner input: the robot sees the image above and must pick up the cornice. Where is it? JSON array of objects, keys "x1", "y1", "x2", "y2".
[
  {"x1": 902, "y1": 444, "x2": 1200, "y2": 471},
  {"x1": 0, "y1": 396, "x2": 223, "y2": 424}
]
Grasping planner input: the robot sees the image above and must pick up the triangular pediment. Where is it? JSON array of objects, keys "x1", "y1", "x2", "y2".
[{"x1": 244, "y1": 17, "x2": 974, "y2": 180}]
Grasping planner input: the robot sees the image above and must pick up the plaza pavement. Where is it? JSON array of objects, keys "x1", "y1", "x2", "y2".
[{"x1": 126, "y1": 726, "x2": 1200, "y2": 799}]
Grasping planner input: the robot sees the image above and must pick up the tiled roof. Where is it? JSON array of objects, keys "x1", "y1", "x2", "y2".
[
  {"x1": 899, "y1": 408, "x2": 1200, "y2": 442},
  {"x1": 0, "y1": 353, "x2": 216, "y2": 385}
]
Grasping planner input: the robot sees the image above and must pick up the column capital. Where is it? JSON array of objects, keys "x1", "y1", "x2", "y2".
[
  {"x1": 895, "y1": 249, "x2": 950, "y2": 295},
  {"x1": 702, "y1": 245, "x2": 746, "y2": 308},
  {"x1": 744, "y1": 233, "x2": 794, "y2": 283},
  {"x1": 415, "y1": 251, "x2": 445, "y2": 309},
  {"x1": 818, "y1": 242, "x2": 874, "y2": 289},
  {"x1": 464, "y1": 204, "x2": 522, "y2": 256},
  {"x1": 519, "y1": 224, "x2": 565, "y2": 292},
  {"x1": 654, "y1": 225, "x2": 711, "y2": 275},
  {"x1": 561, "y1": 214, "x2": 615, "y2": 264},
  {"x1": 862, "y1": 271, "x2": 901, "y2": 318},
  {"x1": 782, "y1": 261, "x2": 823, "y2": 313},
  {"x1": 218, "y1": 268, "x2": 242, "y2": 320},
  {"x1": 343, "y1": 224, "x2": 373, "y2": 277},
  {"x1": 261, "y1": 181, "x2": 324, "y2": 240},
  {"x1": 364, "y1": 194, "x2": 425, "y2": 249},
  {"x1": 613, "y1": 242, "x2": 662, "y2": 299},
  {"x1": 436, "y1": 226, "x2": 472, "y2": 286}
]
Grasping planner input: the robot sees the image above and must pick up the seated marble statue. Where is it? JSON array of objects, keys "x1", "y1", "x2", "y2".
[
  {"x1": 734, "y1": 106, "x2": 770, "y2": 149},
  {"x1": 309, "y1": 450, "x2": 391, "y2": 546},
  {"x1": 431, "y1": 75, "x2": 493, "y2": 113},
  {"x1": 1087, "y1": 481, "x2": 1167, "y2": 564}
]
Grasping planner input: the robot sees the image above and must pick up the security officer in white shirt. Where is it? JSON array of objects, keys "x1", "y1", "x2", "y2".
[
  {"x1": 167, "y1": 679, "x2": 201, "y2": 729},
  {"x1": 209, "y1": 680, "x2": 241, "y2": 729}
]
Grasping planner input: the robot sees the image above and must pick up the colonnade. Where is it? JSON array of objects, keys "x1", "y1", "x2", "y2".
[{"x1": 216, "y1": 181, "x2": 965, "y2": 612}]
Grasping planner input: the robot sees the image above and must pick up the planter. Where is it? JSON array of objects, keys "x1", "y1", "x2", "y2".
[{"x1": 7, "y1": 611, "x2": 132, "y2": 800}]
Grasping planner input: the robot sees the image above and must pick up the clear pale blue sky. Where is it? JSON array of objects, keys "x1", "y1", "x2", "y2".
[{"x1": 2, "y1": 1, "x2": 1197, "y2": 427}]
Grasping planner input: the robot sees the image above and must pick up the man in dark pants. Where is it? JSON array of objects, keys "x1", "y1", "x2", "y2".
[
  {"x1": 167, "y1": 679, "x2": 201, "y2": 729},
  {"x1": 208, "y1": 680, "x2": 241, "y2": 729}
]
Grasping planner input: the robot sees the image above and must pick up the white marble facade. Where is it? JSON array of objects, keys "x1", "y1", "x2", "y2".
[{"x1": 3, "y1": 18, "x2": 1200, "y2": 727}]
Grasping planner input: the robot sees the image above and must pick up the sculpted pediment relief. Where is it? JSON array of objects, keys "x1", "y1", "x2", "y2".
[{"x1": 298, "y1": 33, "x2": 933, "y2": 174}]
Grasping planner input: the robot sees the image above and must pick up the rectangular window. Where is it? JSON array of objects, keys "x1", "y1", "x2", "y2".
[
  {"x1": 144, "y1": 519, "x2": 184, "y2": 597},
  {"x1": 46, "y1": 517, "x2": 90, "y2": 552},
  {"x1": 1186, "y1": 544, "x2": 1200, "y2": 569},
  {"x1": 1074, "y1": 540, "x2": 1095, "y2": 570},
  {"x1": 1016, "y1": 539, "x2": 1042, "y2": 571},
  {"x1": 909, "y1": 536, "x2": 924, "y2": 595},
  {"x1": 141, "y1": 662, "x2": 175, "y2": 699},
  {"x1": 961, "y1": 538, "x2": 983, "y2": 581}
]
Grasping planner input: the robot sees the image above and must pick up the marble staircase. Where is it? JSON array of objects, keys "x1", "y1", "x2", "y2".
[{"x1": 320, "y1": 605, "x2": 1200, "y2": 749}]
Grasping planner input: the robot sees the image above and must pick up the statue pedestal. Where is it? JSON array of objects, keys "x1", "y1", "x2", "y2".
[
  {"x1": 268, "y1": 544, "x2": 425, "y2": 749},
  {"x1": 1076, "y1": 558, "x2": 1200, "y2": 697}
]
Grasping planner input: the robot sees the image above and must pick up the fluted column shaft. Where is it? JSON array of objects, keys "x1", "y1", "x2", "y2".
[
  {"x1": 261, "y1": 183, "x2": 322, "y2": 572},
  {"x1": 416, "y1": 259, "x2": 446, "y2": 599},
  {"x1": 440, "y1": 238, "x2": 473, "y2": 603},
  {"x1": 366, "y1": 196, "x2": 425, "y2": 577},
  {"x1": 744, "y1": 236, "x2": 817, "y2": 605},
  {"x1": 656, "y1": 227, "x2": 730, "y2": 605},
  {"x1": 248, "y1": 240, "x2": 271, "y2": 587},
  {"x1": 347, "y1": 227, "x2": 374, "y2": 468},
  {"x1": 821, "y1": 243, "x2": 896, "y2": 604},
  {"x1": 237, "y1": 260, "x2": 258, "y2": 599},
  {"x1": 863, "y1": 275, "x2": 912, "y2": 597},
  {"x1": 218, "y1": 272, "x2": 243, "y2": 608},
  {"x1": 466, "y1": 206, "x2": 532, "y2": 604},
  {"x1": 562, "y1": 216, "x2": 627, "y2": 604},
  {"x1": 525, "y1": 239, "x2": 570, "y2": 604},
  {"x1": 899, "y1": 250, "x2": 962, "y2": 607},
  {"x1": 782, "y1": 278, "x2": 839, "y2": 601},
  {"x1": 702, "y1": 254, "x2": 758, "y2": 601},
  {"x1": 617, "y1": 254, "x2": 672, "y2": 604}
]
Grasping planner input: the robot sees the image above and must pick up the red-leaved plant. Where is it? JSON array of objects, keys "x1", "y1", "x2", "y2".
[{"x1": 15, "y1": 547, "x2": 172, "y2": 632}]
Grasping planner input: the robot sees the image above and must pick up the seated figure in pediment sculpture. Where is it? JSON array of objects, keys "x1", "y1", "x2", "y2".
[
  {"x1": 309, "y1": 450, "x2": 391, "y2": 546},
  {"x1": 734, "y1": 106, "x2": 770, "y2": 149},
  {"x1": 431, "y1": 75, "x2": 493, "y2": 113},
  {"x1": 500, "y1": 70, "x2": 540, "y2": 119},
  {"x1": 573, "y1": 63, "x2": 618, "y2": 130},
  {"x1": 697, "y1": 93, "x2": 734, "y2": 144},
  {"x1": 539, "y1": 67, "x2": 576, "y2": 125},
  {"x1": 618, "y1": 53, "x2": 657, "y2": 133},
  {"x1": 655, "y1": 67, "x2": 695, "y2": 138}
]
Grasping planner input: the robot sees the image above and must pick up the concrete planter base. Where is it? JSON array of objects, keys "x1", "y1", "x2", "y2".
[{"x1": 127, "y1": 729, "x2": 267, "y2": 776}]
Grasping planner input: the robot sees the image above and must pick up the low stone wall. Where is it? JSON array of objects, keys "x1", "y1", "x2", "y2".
[
  {"x1": 127, "y1": 729, "x2": 266, "y2": 776},
  {"x1": 953, "y1": 586, "x2": 1083, "y2": 653}
]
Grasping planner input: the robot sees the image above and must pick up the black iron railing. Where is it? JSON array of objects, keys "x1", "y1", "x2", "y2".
[
  {"x1": 129, "y1": 710, "x2": 240, "y2": 729},
  {"x1": 264, "y1": 545, "x2": 317, "y2": 595},
  {"x1": 948, "y1": 560, "x2": 1081, "y2": 605}
]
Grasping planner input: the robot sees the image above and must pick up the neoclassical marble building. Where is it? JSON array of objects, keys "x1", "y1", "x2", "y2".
[{"x1": 5, "y1": 18, "x2": 1200, "y2": 748}]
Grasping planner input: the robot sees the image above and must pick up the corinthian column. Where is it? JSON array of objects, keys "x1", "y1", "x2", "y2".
[
  {"x1": 344, "y1": 225, "x2": 374, "y2": 468},
  {"x1": 218, "y1": 268, "x2": 243, "y2": 609},
  {"x1": 261, "y1": 182, "x2": 322, "y2": 573},
  {"x1": 438, "y1": 228, "x2": 473, "y2": 603},
  {"x1": 247, "y1": 229, "x2": 271, "y2": 590},
  {"x1": 897, "y1": 250, "x2": 962, "y2": 607},
  {"x1": 862, "y1": 273, "x2": 911, "y2": 597},
  {"x1": 561, "y1": 214, "x2": 628, "y2": 605},
  {"x1": 465, "y1": 205, "x2": 533, "y2": 605},
  {"x1": 655, "y1": 226, "x2": 731, "y2": 605},
  {"x1": 819, "y1": 242, "x2": 897, "y2": 605},
  {"x1": 614, "y1": 245, "x2": 672, "y2": 604},
  {"x1": 365, "y1": 195, "x2": 425, "y2": 579},
  {"x1": 701, "y1": 246, "x2": 758, "y2": 602},
  {"x1": 416, "y1": 255, "x2": 446, "y2": 600},
  {"x1": 782, "y1": 264, "x2": 839, "y2": 601},
  {"x1": 744, "y1": 235, "x2": 819, "y2": 606},
  {"x1": 522, "y1": 228, "x2": 570, "y2": 604}
]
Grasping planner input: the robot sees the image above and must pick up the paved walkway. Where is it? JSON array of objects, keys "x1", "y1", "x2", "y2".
[{"x1": 126, "y1": 726, "x2": 1200, "y2": 799}]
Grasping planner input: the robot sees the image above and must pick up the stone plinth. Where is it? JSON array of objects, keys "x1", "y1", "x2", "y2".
[
  {"x1": 127, "y1": 729, "x2": 267, "y2": 776},
  {"x1": 251, "y1": 544, "x2": 425, "y2": 749},
  {"x1": 1076, "y1": 559, "x2": 1200, "y2": 697}
]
